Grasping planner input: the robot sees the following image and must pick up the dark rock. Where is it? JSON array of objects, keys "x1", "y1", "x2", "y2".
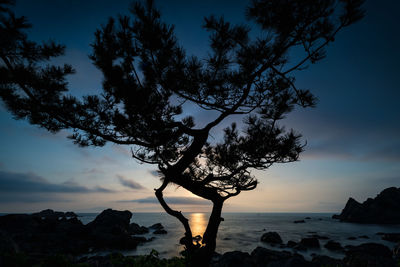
[
  {"x1": 294, "y1": 244, "x2": 308, "y2": 251},
  {"x1": 333, "y1": 187, "x2": 400, "y2": 224},
  {"x1": 344, "y1": 243, "x2": 396, "y2": 267},
  {"x1": 153, "y1": 229, "x2": 167, "y2": 234},
  {"x1": 129, "y1": 222, "x2": 149, "y2": 235},
  {"x1": 87, "y1": 209, "x2": 132, "y2": 234},
  {"x1": 260, "y1": 232, "x2": 283, "y2": 244},
  {"x1": 287, "y1": 240, "x2": 297, "y2": 248},
  {"x1": 381, "y1": 233, "x2": 400, "y2": 243},
  {"x1": 252, "y1": 247, "x2": 315, "y2": 267},
  {"x1": 324, "y1": 240, "x2": 344, "y2": 251},
  {"x1": 312, "y1": 255, "x2": 345, "y2": 267},
  {"x1": 149, "y1": 223, "x2": 164, "y2": 230},
  {"x1": 393, "y1": 243, "x2": 400, "y2": 260},
  {"x1": 251, "y1": 247, "x2": 291, "y2": 266},
  {"x1": 294, "y1": 220, "x2": 305, "y2": 223},
  {"x1": 213, "y1": 251, "x2": 254, "y2": 267},
  {"x1": 305, "y1": 217, "x2": 311, "y2": 220},
  {"x1": 358, "y1": 235, "x2": 369, "y2": 239},
  {"x1": 347, "y1": 236, "x2": 357, "y2": 240},
  {"x1": 266, "y1": 256, "x2": 315, "y2": 267},
  {"x1": 332, "y1": 214, "x2": 341, "y2": 219},
  {"x1": 87, "y1": 209, "x2": 140, "y2": 250},
  {"x1": 299, "y1": 237, "x2": 320, "y2": 248},
  {"x1": 308, "y1": 234, "x2": 329, "y2": 240},
  {"x1": 0, "y1": 209, "x2": 158, "y2": 255}
]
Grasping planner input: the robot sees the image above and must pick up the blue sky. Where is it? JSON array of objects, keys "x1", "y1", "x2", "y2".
[{"x1": 0, "y1": 0, "x2": 399, "y2": 213}]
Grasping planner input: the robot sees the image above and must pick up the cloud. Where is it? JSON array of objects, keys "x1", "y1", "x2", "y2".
[
  {"x1": 0, "y1": 193, "x2": 69, "y2": 203},
  {"x1": 119, "y1": 196, "x2": 210, "y2": 205},
  {"x1": 117, "y1": 175, "x2": 145, "y2": 190},
  {"x1": 0, "y1": 170, "x2": 114, "y2": 193}
]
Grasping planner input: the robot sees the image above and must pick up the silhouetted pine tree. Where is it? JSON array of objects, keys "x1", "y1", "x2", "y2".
[{"x1": 0, "y1": 0, "x2": 364, "y2": 264}]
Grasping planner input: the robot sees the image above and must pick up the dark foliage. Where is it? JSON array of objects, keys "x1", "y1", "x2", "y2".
[{"x1": 0, "y1": 0, "x2": 364, "y2": 264}]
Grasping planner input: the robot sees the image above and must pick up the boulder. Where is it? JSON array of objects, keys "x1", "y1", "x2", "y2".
[
  {"x1": 308, "y1": 234, "x2": 329, "y2": 240},
  {"x1": 260, "y1": 232, "x2": 283, "y2": 244},
  {"x1": 149, "y1": 223, "x2": 164, "y2": 230},
  {"x1": 312, "y1": 255, "x2": 345, "y2": 267},
  {"x1": 212, "y1": 251, "x2": 254, "y2": 267},
  {"x1": 129, "y1": 222, "x2": 149, "y2": 235},
  {"x1": 251, "y1": 247, "x2": 315, "y2": 267},
  {"x1": 381, "y1": 233, "x2": 400, "y2": 243},
  {"x1": 333, "y1": 187, "x2": 400, "y2": 224},
  {"x1": 87, "y1": 209, "x2": 132, "y2": 234},
  {"x1": 393, "y1": 243, "x2": 400, "y2": 260},
  {"x1": 153, "y1": 229, "x2": 167, "y2": 234},
  {"x1": 324, "y1": 240, "x2": 343, "y2": 251},
  {"x1": 87, "y1": 209, "x2": 141, "y2": 249},
  {"x1": 299, "y1": 237, "x2": 320, "y2": 249},
  {"x1": 293, "y1": 220, "x2": 305, "y2": 224},
  {"x1": 286, "y1": 240, "x2": 297, "y2": 248},
  {"x1": 344, "y1": 243, "x2": 397, "y2": 267}
]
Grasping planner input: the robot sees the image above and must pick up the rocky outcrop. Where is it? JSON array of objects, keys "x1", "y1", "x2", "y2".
[
  {"x1": 344, "y1": 243, "x2": 397, "y2": 267},
  {"x1": 129, "y1": 222, "x2": 149, "y2": 235},
  {"x1": 0, "y1": 209, "x2": 154, "y2": 255},
  {"x1": 332, "y1": 187, "x2": 400, "y2": 224},
  {"x1": 381, "y1": 233, "x2": 400, "y2": 243},
  {"x1": 86, "y1": 209, "x2": 140, "y2": 250},
  {"x1": 299, "y1": 237, "x2": 320, "y2": 248},
  {"x1": 260, "y1": 232, "x2": 282, "y2": 244},
  {"x1": 324, "y1": 240, "x2": 344, "y2": 251}
]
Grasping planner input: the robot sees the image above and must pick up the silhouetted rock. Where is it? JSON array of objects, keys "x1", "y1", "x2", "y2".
[
  {"x1": 347, "y1": 236, "x2": 357, "y2": 240},
  {"x1": 333, "y1": 187, "x2": 400, "y2": 224},
  {"x1": 381, "y1": 233, "x2": 400, "y2": 243},
  {"x1": 393, "y1": 243, "x2": 400, "y2": 261},
  {"x1": 260, "y1": 232, "x2": 283, "y2": 244},
  {"x1": 344, "y1": 243, "x2": 396, "y2": 267},
  {"x1": 154, "y1": 229, "x2": 167, "y2": 234},
  {"x1": 308, "y1": 234, "x2": 329, "y2": 240},
  {"x1": 251, "y1": 247, "x2": 314, "y2": 267},
  {"x1": 0, "y1": 213, "x2": 88, "y2": 254},
  {"x1": 149, "y1": 223, "x2": 164, "y2": 230},
  {"x1": 299, "y1": 237, "x2": 320, "y2": 248},
  {"x1": 213, "y1": 251, "x2": 254, "y2": 267},
  {"x1": 305, "y1": 217, "x2": 311, "y2": 219},
  {"x1": 129, "y1": 222, "x2": 149, "y2": 235},
  {"x1": 324, "y1": 240, "x2": 343, "y2": 251},
  {"x1": 287, "y1": 240, "x2": 297, "y2": 248},
  {"x1": 358, "y1": 235, "x2": 369, "y2": 239},
  {"x1": 294, "y1": 220, "x2": 305, "y2": 223},
  {"x1": 312, "y1": 255, "x2": 345, "y2": 267},
  {"x1": 87, "y1": 209, "x2": 141, "y2": 249},
  {"x1": 0, "y1": 209, "x2": 157, "y2": 255}
]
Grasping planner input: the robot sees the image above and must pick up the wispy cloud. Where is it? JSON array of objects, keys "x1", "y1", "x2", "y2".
[
  {"x1": 117, "y1": 174, "x2": 145, "y2": 190},
  {"x1": 119, "y1": 196, "x2": 210, "y2": 205},
  {"x1": 0, "y1": 170, "x2": 114, "y2": 193}
]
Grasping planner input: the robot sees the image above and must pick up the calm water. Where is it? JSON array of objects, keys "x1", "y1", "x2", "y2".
[{"x1": 77, "y1": 212, "x2": 400, "y2": 259}]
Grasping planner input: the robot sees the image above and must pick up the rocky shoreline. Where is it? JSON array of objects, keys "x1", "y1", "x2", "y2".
[
  {"x1": 1, "y1": 208, "x2": 399, "y2": 266},
  {"x1": 332, "y1": 187, "x2": 400, "y2": 224},
  {"x1": 0, "y1": 209, "x2": 166, "y2": 256}
]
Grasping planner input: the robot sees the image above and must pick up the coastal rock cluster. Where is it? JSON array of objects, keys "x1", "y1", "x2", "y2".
[
  {"x1": 332, "y1": 187, "x2": 400, "y2": 224},
  {"x1": 0, "y1": 208, "x2": 164, "y2": 255},
  {"x1": 210, "y1": 243, "x2": 398, "y2": 267}
]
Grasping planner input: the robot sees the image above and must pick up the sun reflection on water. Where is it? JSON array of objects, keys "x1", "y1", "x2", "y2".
[{"x1": 189, "y1": 213, "x2": 207, "y2": 238}]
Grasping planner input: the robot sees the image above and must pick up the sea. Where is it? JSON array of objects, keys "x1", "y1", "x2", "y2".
[{"x1": 75, "y1": 212, "x2": 400, "y2": 260}]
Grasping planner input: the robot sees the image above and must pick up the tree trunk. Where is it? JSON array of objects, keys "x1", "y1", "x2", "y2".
[{"x1": 190, "y1": 199, "x2": 224, "y2": 266}]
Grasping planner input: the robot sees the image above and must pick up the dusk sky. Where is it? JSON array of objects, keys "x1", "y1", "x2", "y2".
[{"x1": 0, "y1": 0, "x2": 399, "y2": 213}]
